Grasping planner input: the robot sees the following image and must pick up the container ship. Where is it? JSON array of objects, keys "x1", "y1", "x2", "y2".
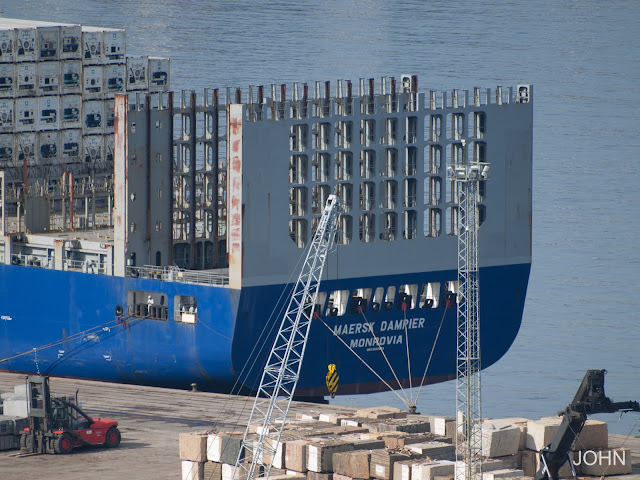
[{"x1": 0, "y1": 21, "x2": 533, "y2": 398}]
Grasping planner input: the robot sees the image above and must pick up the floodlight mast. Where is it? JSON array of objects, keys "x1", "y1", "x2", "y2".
[{"x1": 447, "y1": 160, "x2": 489, "y2": 480}]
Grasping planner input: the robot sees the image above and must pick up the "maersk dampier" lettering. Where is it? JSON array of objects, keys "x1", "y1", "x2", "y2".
[{"x1": 332, "y1": 317, "x2": 426, "y2": 350}]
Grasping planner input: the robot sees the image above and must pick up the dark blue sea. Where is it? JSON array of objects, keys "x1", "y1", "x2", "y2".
[{"x1": 3, "y1": 0, "x2": 638, "y2": 435}]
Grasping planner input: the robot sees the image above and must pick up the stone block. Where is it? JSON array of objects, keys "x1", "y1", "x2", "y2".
[
  {"x1": 411, "y1": 460, "x2": 455, "y2": 480},
  {"x1": 408, "y1": 441, "x2": 456, "y2": 461},
  {"x1": 182, "y1": 460, "x2": 205, "y2": 480},
  {"x1": 180, "y1": 432, "x2": 208, "y2": 462},
  {"x1": 371, "y1": 449, "x2": 416, "y2": 480},
  {"x1": 308, "y1": 472, "x2": 335, "y2": 480},
  {"x1": 520, "y1": 450, "x2": 537, "y2": 477},
  {"x1": 341, "y1": 418, "x2": 366, "y2": 427},
  {"x1": 333, "y1": 450, "x2": 371, "y2": 478},
  {"x1": 525, "y1": 417, "x2": 561, "y2": 451},
  {"x1": 482, "y1": 469, "x2": 524, "y2": 480},
  {"x1": 286, "y1": 439, "x2": 312, "y2": 472},
  {"x1": 378, "y1": 420, "x2": 430, "y2": 434},
  {"x1": 383, "y1": 434, "x2": 435, "y2": 449},
  {"x1": 223, "y1": 462, "x2": 264, "y2": 480},
  {"x1": 393, "y1": 459, "x2": 424, "y2": 480},
  {"x1": 574, "y1": 419, "x2": 608, "y2": 450},
  {"x1": 297, "y1": 413, "x2": 320, "y2": 422},
  {"x1": 207, "y1": 433, "x2": 244, "y2": 464},
  {"x1": 340, "y1": 435, "x2": 385, "y2": 451},
  {"x1": 356, "y1": 407, "x2": 408, "y2": 420},
  {"x1": 497, "y1": 418, "x2": 528, "y2": 451},
  {"x1": 574, "y1": 448, "x2": 631, "y2": 476},
  {"x1": 481, "y1": 420, "x2": 521, "y2": 458},
  {"x1": 204, "y1": 462, "x2": 222, "y2": 480},
  {"x1": 334, "y1": 475, "x2": 356, "y2": 480},
  {"x1": 272, "y1": 475, "x2": 306, "y2": 480},
  {"x1": 482, "y1": 456, "x2": 520, "y2": 473},
  {"x1": 1, "y1": 397, "x2": 28, "y2": 418},
  {"x1": 431, "y1": 417, "x2": 456, "y2": 439},
  {"x1": 320, "y1": 413, "x2": 355, "y2": 425},
  {"x1": 308, "y1": 439, "x2": 353, "y2": 472}
]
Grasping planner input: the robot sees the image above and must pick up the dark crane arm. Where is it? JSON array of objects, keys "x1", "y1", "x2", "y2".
[{"x1": 533, "y1": 370, "x2": 640, "y2": 480}]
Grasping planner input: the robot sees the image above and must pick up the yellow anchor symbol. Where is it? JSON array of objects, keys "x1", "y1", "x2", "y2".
[{"x1": 326, "y1": 364, "x2": 339, "y2": 398}]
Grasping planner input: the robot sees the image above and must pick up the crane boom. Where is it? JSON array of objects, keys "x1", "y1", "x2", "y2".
[{"x1": 233, "y1": 195, "x2": 341, "y2": 480}]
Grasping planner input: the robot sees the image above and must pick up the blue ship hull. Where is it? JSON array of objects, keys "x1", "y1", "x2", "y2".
[{"x1": 0, "y1": 262, "x2": 529, "y2": 397}]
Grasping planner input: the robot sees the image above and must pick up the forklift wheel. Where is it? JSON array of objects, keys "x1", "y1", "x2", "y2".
[
  {"x1": 104, "y1": 427, "x2": 121, "y2": 448},
  {"x1": 53, "y1": 433, "x2": 74, "y2": 454}
]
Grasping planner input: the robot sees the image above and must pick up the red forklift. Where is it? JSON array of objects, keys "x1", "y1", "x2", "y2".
[{"x1": 20, "y1": 375, "x2": 121, "y2": 454}]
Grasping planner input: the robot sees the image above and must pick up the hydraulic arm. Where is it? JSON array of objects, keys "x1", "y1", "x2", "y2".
[{"x1": 534, "y1": 369, "x2": 640, "y2": 480}]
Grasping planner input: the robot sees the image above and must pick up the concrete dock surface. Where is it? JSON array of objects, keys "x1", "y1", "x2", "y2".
[{"x1": 0, "y1": 371, "x2": 639, "y2": 480}]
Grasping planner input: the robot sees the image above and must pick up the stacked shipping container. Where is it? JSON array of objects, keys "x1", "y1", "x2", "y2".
[{"x1": 0, "y1": 18, "x2": 170, "y2": 182}]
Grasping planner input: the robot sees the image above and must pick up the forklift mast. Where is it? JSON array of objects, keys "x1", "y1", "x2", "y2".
[
  {"x1": 26, "y1": 375, "x2": 53, "y2": 431},
  {"x1": 534, "y1": 370, "x2": 640, "y2": 480}
]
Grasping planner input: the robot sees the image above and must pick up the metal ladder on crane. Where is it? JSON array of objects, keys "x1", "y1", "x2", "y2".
[{"x1": 233, "y1": 194, "x2": 341, "y2": 480}]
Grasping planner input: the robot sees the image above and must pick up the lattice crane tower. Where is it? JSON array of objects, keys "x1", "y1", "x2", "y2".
[
  {"x1": 233, "y1": 195, "x2": 341, "y2": 480},
  {"x1": 447, "y1": 157, "x2": 490, "y2": 480}
]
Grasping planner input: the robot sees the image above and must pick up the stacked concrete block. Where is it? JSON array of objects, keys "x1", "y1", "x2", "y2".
[
  {"x1": 574, "y1": 419, "x2": 608, "y2": 450},
  {"x1": 498, "y1": 418, "x2": 528, "y2": 451},
  {"x1": 308, "y1": 473, "x2": 333, "y2": 480},
  {"x1": 378, "y1": 419, "x2": 430, "y2": 434},
  {"x1": 356, "y1": 406, "x2": 408, "y2": 421},
  {"x1": 285, "y1": 439, "x2": 312, "y2": 472},
  {"x1": 393, "y1": 458, "x2": 425, "y2": 480},
  {"x1": 411, "y1": 459, "x2": 455, "y2": 480},
  {"x1": 482, "y1": 469, "x2": 524, "y2": 480},
  {"x1": 307, "y1": 438, "x2": 354, "y2": 472},
  {"x1": 182, "y1": 460, "x2": 205, "y2": 480},
  {"x1": 204, "y1": 461, "x2": 222, "y2": 480},
  {"x1": 318, "y1": 412, "x2": 355, "y2": 425},
  {"x1": 407, "y1": 441, "x2": 455, "y2": 461},
  {"x1": 370, "y1": 449, "x2": 417, "y2": 480},
  {"x1": 206, "y1": 432, "x2": 244, "y2": 464},
  {"x1": 430, "y1": 417, "x2": 455, "y2": 439},
  {"x1": 334, "y1": 450, "x2": 373, "y2": 479},
  {"x1": 383, "y1": 433, "x2": 436, "y2": 449},
  {"x1": 179, "y1": 432, "x2": 209, "y2": 462},
  {"x1": 525, "y1": 417, "x2": 561, "y2": 451},
  {"x1": 573, "y1": 448, "x2": 631, "y2": 476},
  {"x1": 481, "y1": 420, "x2": 521, "y2": 458}
]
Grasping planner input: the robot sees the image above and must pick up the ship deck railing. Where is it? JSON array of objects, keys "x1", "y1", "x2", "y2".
[
  {"x1": 126, "y1": 265, "x2": 229, "y2": 287},
  {"x1": 7, "y1": 253, "x2": 107, "y2": 274}
]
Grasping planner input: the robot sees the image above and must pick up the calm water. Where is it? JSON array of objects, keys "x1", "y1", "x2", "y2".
[{"x1": 3, "y1": 0, "x2": 639, "y2": 435}]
